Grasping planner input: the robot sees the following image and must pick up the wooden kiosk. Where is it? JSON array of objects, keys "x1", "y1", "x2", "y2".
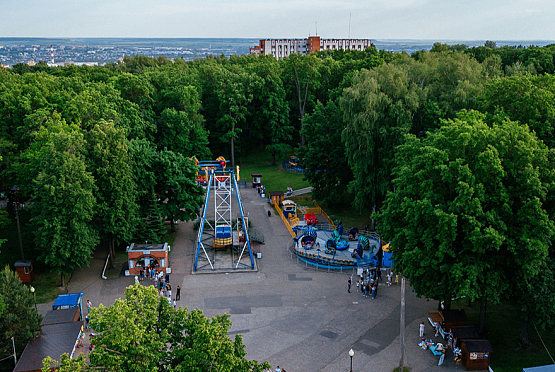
[
  {"x1": 14, "y1": 260, "x2": 34, "y2": 284},
  {"x1": 269, "y1": 191, "x2": 284, "y2": 206},
  {"x1": 460, "y1": 339, "x2": 493, "y2": 370},
  {"x1": 251, "y1": 174, "x2": 262, "y2": 188},
  {"x1": 428, "y1": 309, "x2": 467, "y2": 338}
]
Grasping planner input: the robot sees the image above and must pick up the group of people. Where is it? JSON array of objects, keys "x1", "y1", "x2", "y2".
[
  {"x1": 347, "y1": 268, "x2": 384, "y2": 300},
  {"x1": 286, "y1": 186, "x2": 293, "y2": 196},
  {"x1": 136, "y1": 265, "x2": 181, "y2": 308}
]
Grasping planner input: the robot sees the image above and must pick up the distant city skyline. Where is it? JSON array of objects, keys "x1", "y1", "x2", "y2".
[{"x1": 1, "y1": 0, "x2": 554, "y2": 41}]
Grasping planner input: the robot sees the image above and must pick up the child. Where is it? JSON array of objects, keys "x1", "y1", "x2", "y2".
[{"x1": 419, "y1": 322, "x2": 425, "y2": 338}]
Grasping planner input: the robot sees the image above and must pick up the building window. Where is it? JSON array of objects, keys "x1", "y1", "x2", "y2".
[{"x1": 24, "y1": 267, "x2": 30, "y2": 274}]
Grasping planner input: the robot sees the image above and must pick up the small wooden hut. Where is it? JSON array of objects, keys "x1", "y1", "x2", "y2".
[
  {"x1": 461, "y1": 339, "x2": 493, "y2": 371},
  {"x1": 269, "y1": 191, "x2": 284, "y2": 206},
  {"x1": 14, "y1": 260, "x2": 34, "y2": 284}
]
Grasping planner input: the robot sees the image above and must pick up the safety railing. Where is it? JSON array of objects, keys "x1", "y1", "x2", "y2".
[
  {"x1": 313, "y1": 200, "x2": 335, "y2": 229},
  {"x1": 272, "y1": 201, "x2": 296, "y2": 238}
]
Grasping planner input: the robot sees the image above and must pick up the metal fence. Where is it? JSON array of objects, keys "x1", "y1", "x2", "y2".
[{"x1": 286, "y1": 239, "x2": 357, "y2": 275}]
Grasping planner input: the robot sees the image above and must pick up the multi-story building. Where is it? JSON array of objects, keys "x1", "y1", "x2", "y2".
[{"x1": 250, "y1": 36, "x2": 372, "y2": 60}]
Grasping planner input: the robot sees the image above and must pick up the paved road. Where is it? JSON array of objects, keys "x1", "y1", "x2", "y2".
[{"x1": 38, "y1": 186, "x2": 464, "y2": 372}]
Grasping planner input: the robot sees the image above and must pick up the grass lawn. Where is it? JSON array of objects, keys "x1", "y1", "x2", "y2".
[
  {"x1": 244, "y1": 164, "x2": 310, "y2": 193},
  {"x1": 452, "y1": 300, "x2": 555, "y2": 372},
  {"x1": 319, "y1": 196, "x2": 373, "y2": 231}
]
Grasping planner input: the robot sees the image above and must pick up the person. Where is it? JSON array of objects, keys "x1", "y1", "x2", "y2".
[
  {"x1": 437, "y1": 343, "x2": 445, "y2": 366},
  {"x1": 167, "y1": 284, "x2": 172, "y2": 299},
  {"x1": 134, "y1": 275, "x2": 139, "y2": 284},
  {"x1": 275, "y1": 366, "x2": 282, "y2": 372},
  {"x1": 395, "y1": 273, "x2": 399, "y2": 285},
  {"x1": 173, "y1": 298, "x2": 177, "y2": 309},
  {"x1": 165, "y1": 273, "x2": 170, "y2": 284},
  {"x1": 371, "y1": 284, "x2": 376, "y2": 299},
  {"x1": 347, "y1": 278, "x2": 352, "y2": 293},
  {"x1": 377, "y1": 268, "x2": 382, "y2": 281},
  {"x1": 176, "y1": 285, "x2": 181, "y2": 301},
  {"x1": 419, "y1": 322, "x2": 425, "y2": 338},
  {"x1": 356, "y1": 280, "x2": 360, "y2": 292},
  {"x1": 87, "y1": 300, "x2": 92, "y2": 313},
  {"x1": 386, "y1": 272, "x2": 392, "y2": 286},
  {"x1": 139, "y1": 269, "x2": 144, "y2": 282}
]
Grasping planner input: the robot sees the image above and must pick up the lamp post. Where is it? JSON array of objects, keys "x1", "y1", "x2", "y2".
[
  {"x1": 349, "y1": 348, "x2": 354, "y2": 372},
  {"x1": 30, "y1": 286, "x2": 37, "y2": 311}
]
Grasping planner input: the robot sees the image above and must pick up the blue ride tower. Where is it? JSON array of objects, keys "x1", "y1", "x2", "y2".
[{"x1": 194, "y1": 159, "x2": 255, "y2": 271}]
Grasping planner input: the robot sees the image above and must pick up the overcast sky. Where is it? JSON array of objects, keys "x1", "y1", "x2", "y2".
[{"x1": 1, "y1": 0, "x2": 554, "y2": 41}]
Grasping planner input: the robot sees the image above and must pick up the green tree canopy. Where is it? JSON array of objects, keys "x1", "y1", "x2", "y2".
[
  {"x1": 0, "y1": 266, "x2": 42, "y2": 359},
  {"x1": 377, "y1": 111, "x2": 555, "y2": 330},
  {"x1": 82, "y1": 284, "x2": 270, "y2": 372}
]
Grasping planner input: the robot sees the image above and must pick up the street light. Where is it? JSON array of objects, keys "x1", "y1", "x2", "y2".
[
  {"x1": 30, "y1": 286, "x2": 37, "y2": 311},
  {"x1": 349, "y1": 349, "x2": 354, "y2": 372}
]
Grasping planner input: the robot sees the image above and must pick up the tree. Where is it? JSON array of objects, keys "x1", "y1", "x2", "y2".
[
  {"x1": 0, "y1": 266, "x2": 42, "y2": 360},
  {"x1": 377, "y1": 111, "x2": 555, "y2": 332},
  {"x1": 84, "y1": 284, "x2": 270, "y2": 372},
  {"x1": 340, "y1": 62, "x2": 425, "y2": 212},
  {"x1": 31, "y1": 122, "x2": 99, "y2": 287},
  {"x1": 282, "y1": 53, "x2": 322, "y2": 146},
  {"x1": 42, "y1": 354, "x2": 88, "y2": 372},
  {"x1": 301, "y1": 100, "x2": 352, "y2": 205},
  {"x1": 481, "y1": 74, "x2": 555, "y2": 148},
  {"x1": 87, "y1": 121, "x2": 138, "y2": 265},
  {"x1": 155, "y1": 150, "x2": 205, "y2": 232}
]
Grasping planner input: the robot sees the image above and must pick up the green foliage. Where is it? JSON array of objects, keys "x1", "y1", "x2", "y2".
[
  {"x1": 155, "y1": 151, "x2": 205, "y2": 232},
  {"x1": 481, "y1": 74, "x2": 555, "y2": 147},
  {"x1": 378, "y1": 112, "x2": 555, "y2": 307},
  {"x1": 301, "y1": 100, "x2": 352, "y2": 205},
  {"x1": 0, "y1": 265, "x2": 42, "y2": 358},
  {"x1": 31, "y1": 123, "x2": 98, "y2": 285},
  {"x1": 341, "y1": 62, "x2": 425, "y2": 211},
  {"x1": 86, "y1": 284, "x2": 270, "y2": 372},
  {"x1": 42, "y1": 354, "x2": 88, "y2": 372}
]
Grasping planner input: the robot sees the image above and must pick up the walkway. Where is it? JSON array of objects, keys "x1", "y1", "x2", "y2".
[{"x1": 37, "y1": 185, "x2": 464, "y2": 372}]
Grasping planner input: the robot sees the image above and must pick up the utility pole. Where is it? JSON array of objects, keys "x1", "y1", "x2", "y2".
[
  {"x1": 399, "y1": 275, "x2": 406, "y2": 370},
  {"x1": 12, "y1": 336, "x2": 17, "y2": 365}
]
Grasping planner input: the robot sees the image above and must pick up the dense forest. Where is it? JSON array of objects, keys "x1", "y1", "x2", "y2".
[{"x1": 2, "y1": 41, "x2": 555, "y2": 350}]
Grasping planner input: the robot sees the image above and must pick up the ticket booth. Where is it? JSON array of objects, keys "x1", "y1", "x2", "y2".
[
  {"x1": 14, "y1": 260, "x2": 34, "y2": 284},
  {"x1": 461, "y1": 339, "x2": 493, "y2": 371},
  {"x1": 269, "y1": 191, "x2": 284, "y2": 206},
  {"x1": 126, "y1": 242, "x2": 171, "y2": 275},
  {"x1": 251, "y1": 174, "x2": 262, "y2": 188}
]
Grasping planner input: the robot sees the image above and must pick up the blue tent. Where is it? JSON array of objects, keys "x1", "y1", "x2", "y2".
[
  {"x1": 523, "y1": 365, "x2": 555, "y2": 372},
  {"x1": 52, "y1": 293, "x2": 84, "y2": 321},
  {"x1": 382, "y1": 251, "x2": 394, "y2": 267}
]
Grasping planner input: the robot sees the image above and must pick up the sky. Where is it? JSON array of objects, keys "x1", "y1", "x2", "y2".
[{"x1": 1, "y1": 0, "x2": 554, "y2": 41}]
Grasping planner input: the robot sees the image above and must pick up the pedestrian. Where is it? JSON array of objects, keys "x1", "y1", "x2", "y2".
[
  {"x1": 176, "y1": 285, "x2": 181, "y2": 301},
  {"x1": 165, "y1": 273, "x2": 170, "y2": 284},
  {"x1": 377, "y1": 268, "x2": 382, "y2": 281},
  {"x1": 86, "y1": 300, "x2": 92, "y2": 313},
  {"x1": 395, "y1": 273, "x2": 399, "y2": 285},
  {"x1": 173, "y1": 298, "x2": 177, "y2": 309},
  {"x1": 347, "y1": 278, "x2": 352, "y2": 293},
  {"x1": 134, "y1": 275, "x2": 139, "y2": 284},
  {"x1": 437, "y1": 344, "x2": 445, "y2": 365},
  {"x1": 386, "y1": 272, "x2": 392, "y2": 286},
  {"x1": 371, "y1": 284, "x2": 376, "y2": 299},
  {"x1": 139, "y1": 269, "x2": 144, "y2": 281},
  {"x1": 167, "y1": 284, "x2": 172, "y2": 299},
  {"x1": 419, "y1": 322, "x2": 425, "y2": 338},
  {"x1": 356, "y1": 280, "x2": 360, "y2": 292},
  {"x1": 275, "y1": 366, "x2": 282, "y2": 372}
]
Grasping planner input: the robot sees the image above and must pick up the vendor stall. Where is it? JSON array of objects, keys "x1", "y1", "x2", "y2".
[
  {"x1": 460, "y1": 339, "x2": 493, "y2": 371},
  {"x1": 450, "y1": 326, "x2": 480, "y2": 349},
  {"x1": 127, "y1": 242, "x2": 170, "y2": 275},
  {"x1": 427, "y1": 309, "x2": 467, "y2": 339}
]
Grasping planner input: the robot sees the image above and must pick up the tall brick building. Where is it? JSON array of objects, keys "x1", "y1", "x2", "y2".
[{"x1": 250, "y1": 36, "x2": 372, "y2": 60}]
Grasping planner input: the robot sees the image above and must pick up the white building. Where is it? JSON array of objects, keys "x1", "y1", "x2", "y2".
[{"x1": 250, "y1": 36, "x2": 372, "y2": 60}]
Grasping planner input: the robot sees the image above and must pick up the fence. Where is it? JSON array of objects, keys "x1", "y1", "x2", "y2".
[
  {"x1": 286, "y1": 239, "x2": 357, "y2": 275},
  {"x1": 272, "y1": 200, "x2": 296, "y2": 238}
]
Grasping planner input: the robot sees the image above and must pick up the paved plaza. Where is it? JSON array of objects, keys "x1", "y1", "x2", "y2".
[{"x1": 37, "y1": 185, "x2": 466, "y2": 371}]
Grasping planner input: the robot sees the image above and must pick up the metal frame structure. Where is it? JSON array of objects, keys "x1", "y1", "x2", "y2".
[{"x1": 194, "y1": 162, "x2": 255, "y2": 271}]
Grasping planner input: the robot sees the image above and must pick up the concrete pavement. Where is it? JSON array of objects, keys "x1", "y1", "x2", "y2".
[{"x1": 38, "y1": 185, "x2": 467, "y2": 372}]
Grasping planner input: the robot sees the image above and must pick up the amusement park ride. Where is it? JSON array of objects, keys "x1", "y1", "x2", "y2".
[{"x1": 194, "y1": 157, "x2": 255, "y2": 271}]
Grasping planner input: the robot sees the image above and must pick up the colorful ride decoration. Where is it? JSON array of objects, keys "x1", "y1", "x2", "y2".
[
  {"x1": 304, "y1": 212, "x2": 318, "y2": 225},
  {"x1": 332, "y1": 229, "x2": 349, "y2": 250},
  {"x1": 282, "y1": 200, "x2": 297, "y2": 219},
  {"x1": 300, "y1": 228, "x2": 317, "y2": 250},
  {"x1": 348, "y1": 227, "x2": 359, "y2": 241},
  {"x1": 289, "y1": 155, "x2": 298, "y2": 167},
  {"x1": 358, "y1": 235, "x2": 370, "y2": 250},
  {"x1": 214, "y1": 224, "x2": 232, "y2": 248},
  {"x1": 324, "y1": 239, "x2": 336, "y2": 255}
]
